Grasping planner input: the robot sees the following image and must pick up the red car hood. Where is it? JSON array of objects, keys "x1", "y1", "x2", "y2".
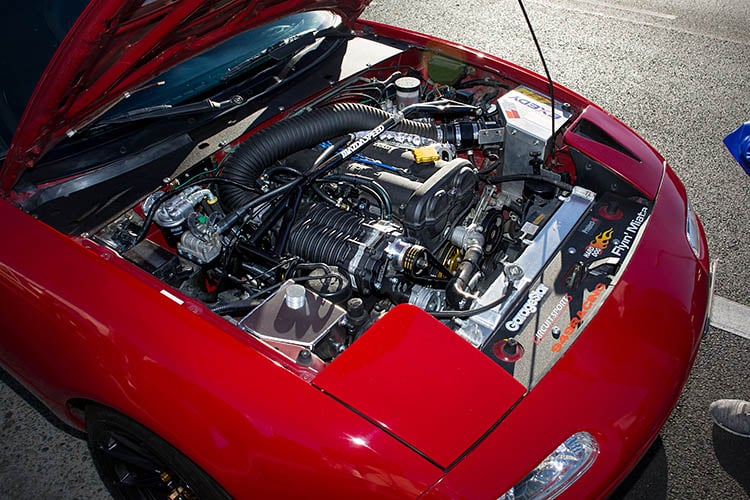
[{"x1": 1, "y1": 0, "x2": 368, "y2": 192}]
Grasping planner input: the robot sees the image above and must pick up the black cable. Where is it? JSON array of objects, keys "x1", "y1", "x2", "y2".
[
  {"x1": 287, "y1": 273, "x2": 347, "y2": 287},
  {"x1": 351, "y1": 184, "x2": 384, "y2": 214},
  {"x1": 430, "y1": 292, "x2": 508, "y2": 319},
  {"x1": 482, "y1": 173, "x2": 572, "y2": 192},
  {"x1": 517, "y1": 0, "x2": 557, "y2": 160},
  {"x1": 263, "y1": 166, "x2": 303, "y2": 180},
  {"x1": 321, "y1": 174, "x2": 392, "y2": 220},
  {"x1": 215, "y1": 181, "x2": 298, "y2": 234},
  {"x1": 288, "y1": 263, "x2": 351, "y2": 300},
  {"x1": 456, "y1": 78, "x2": 512, "y2": 90},
  {"x1": 276, "y1": 187, "x2": 303, "y2": 254},
  {"x1": 209, "y1": 298, "x2": 263, "y2": 316},
  {"x1": 312, "y1": 184, "x2": 341, "y2": 207},
  {"x1": 209, "y1": 271, "x2": 347, "y2": 316}
]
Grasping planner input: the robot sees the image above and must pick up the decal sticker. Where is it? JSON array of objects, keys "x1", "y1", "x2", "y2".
[
  {"x1": 515, "y1": 86, "x2": 553, "y2": 106},
  {"x1": 534, "y1": 293, "x2": 573, "y2": 344},
  {"x1": 505, "y1": 283, "x2": 549, "y2": 332},
  {"x1": 508, "y1": 87, "x2": 564, "y2": 120},
  {"x1": 551, "y1": 283, "x2": 607, "y2": 352},
  {"x1": 612, "y1": 206, "x2": 648, "y2": 257},
  {"x1": 583, "y1": 228, "x2": 614, "y2": 258},
  {"x1": 578, "y1": 216, "x2": 601, "y2": 236},
  {"x1": 505, "y1": 109, "x2": 520, "y2": 120}
]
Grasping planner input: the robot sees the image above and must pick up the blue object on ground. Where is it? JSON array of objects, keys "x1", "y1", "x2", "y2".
[{"x1": 723, "y1": 122, "x2": 750, "y2": 175}]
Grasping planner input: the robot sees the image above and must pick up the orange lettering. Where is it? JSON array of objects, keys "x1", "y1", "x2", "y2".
[{"x1": 551, "y1": 283, "x2": 608, "y2": 352}]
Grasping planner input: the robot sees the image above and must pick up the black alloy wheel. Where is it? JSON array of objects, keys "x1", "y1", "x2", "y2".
[{"x1": 85, "y1": 405, "x2": 231, "y2": 500}]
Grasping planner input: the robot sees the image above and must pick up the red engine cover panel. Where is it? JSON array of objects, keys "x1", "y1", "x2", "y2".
[{"x1": 314, "y1": 304, "x2": 526, "y2": 468}]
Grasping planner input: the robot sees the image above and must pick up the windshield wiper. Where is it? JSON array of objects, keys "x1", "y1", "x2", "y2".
[
  {"x1": 94, "y1": 94, "x2": 245, "y2": 127},
  {"x1": 221, "y1": 26, "x2": 352, "y2": 83}
]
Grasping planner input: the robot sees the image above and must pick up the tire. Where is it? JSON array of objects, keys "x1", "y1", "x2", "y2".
[{"x1": 85, "y1": 405, "x2": 232, "y2": 500}]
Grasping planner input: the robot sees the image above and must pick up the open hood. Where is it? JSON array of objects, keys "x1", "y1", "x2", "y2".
[{"x1": 1, "y1": 0, "x2": 368, "y2": 192}]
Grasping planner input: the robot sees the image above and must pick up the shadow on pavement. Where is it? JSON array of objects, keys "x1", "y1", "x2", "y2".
[
  {"x1": 712, "y1": 425, "x2": 750, "y2": 495},
  {"x1": 0, "y1": 367, "x2": 86, "y2": 440},
  {"x1": 611, "y1": 436, "x2": 668, "y2": 500}
]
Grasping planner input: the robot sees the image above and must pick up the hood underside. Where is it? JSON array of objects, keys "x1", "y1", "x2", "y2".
[{"x1": 1, "y1": 0, "x2": 368, "y2": 191}]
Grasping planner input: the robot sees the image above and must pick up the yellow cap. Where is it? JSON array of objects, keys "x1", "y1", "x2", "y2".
[{"x1": 413, "y1": 146, "x2": 440, "y2": 164}]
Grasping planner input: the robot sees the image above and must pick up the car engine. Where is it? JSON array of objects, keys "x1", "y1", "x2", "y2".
[{"x1": 95, "y1": 62, "x2": 647, "y2": 378}]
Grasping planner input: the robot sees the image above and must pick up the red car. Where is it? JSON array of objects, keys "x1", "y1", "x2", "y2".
[{"x1": 0, "y1": 0, "x2": 712, "y2": 498}]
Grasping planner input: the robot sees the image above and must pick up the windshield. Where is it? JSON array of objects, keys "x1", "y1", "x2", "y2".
[
  {"x1": 0, "y1": 0, "x2": 88, "y2": 156},
  {"x1": 104, "y1": 10, "x2": 341, "y2": 118}
]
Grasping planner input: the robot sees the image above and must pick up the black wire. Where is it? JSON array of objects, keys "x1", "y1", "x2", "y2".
[
  {"x1": 210, "y1": 271, "x2": 348, "y2": 315},
  {"x1": 215, "y1": 181, "x2": 299, "y2": 234},
  {"x1": 456, "y1": 78, "x2": 512, "y2": 90},
  {"x1": 263, "y1": 166, "x2": 303, "y2": 180},
  {"x1": 430, "y1": 292, "x2": 508, "y2": 319},
  {"x1": 276, "y1": 187, "x2": 303, "y2": 254},
  {"x1": 312, "y1": 184, "x2": 341, "y2": 207},
  {"x1": 287, "y1": 273, "x2": 347, "y2": 287},
  {"x1": 288, "y1": 263, "x2": 351, "y2": 299},
  {"x1": 482, "y1": 173, "x2": 572, "y2": 191},
  {"x1": 321, "y1": 174, "x2": 392, "y2": 219},
  {"x1": 516, "y1": 0, "x2": 556, "y2": 159},
  {"x1": 248, "y1": 197, "x2": 290, "y2": 245},
  {"x1": 254, "y1": 273, "x2": 346, "y2": 299},
  {"x1": 209, "y1": 298, "x2": 263, "y2": 315}
]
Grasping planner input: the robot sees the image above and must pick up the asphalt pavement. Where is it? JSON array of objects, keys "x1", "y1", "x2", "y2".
[{"x1": 2, "y1": 0, "x2": 749, "y2": 497}]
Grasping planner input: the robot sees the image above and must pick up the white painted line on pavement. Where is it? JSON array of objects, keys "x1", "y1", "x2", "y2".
[
  {"x1": 710, "y1": 295, "x2": 750, "y2": 340},
  {"x1": 570, "y1": 0, "x2": 677, "y2": 20},
  {"x1": 530, "y1": 0, "x2": 750, "y2": 47}
]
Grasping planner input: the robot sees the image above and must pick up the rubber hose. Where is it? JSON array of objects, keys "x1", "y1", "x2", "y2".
[{"x1": 218, "y1": 103, "x2": 438, "y2": 211}]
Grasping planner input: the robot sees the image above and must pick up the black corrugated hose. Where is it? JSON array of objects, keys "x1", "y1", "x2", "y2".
[{"x1": 218, "y1": 103, "x2": 438, "y2": 211}]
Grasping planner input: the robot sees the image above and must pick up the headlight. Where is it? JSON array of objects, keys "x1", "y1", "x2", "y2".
[
  {"x1": 685, "y1": 202, "x2": 702, "y2": 259},
  {"x1": 498, "y1": 432, "x2": 599, "y2": 500}
]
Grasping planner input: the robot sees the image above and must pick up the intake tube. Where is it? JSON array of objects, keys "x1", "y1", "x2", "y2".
[
  {"x1": 445, "y1": 225, "x2": 485, "y2": 310},
  {"x1": 219, "y1": 103, "x2": 438, "y2": 211}
]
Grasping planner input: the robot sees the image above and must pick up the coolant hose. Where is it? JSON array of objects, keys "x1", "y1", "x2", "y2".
[{"x1": 218, "y1": 103, "x2": 438, "y2": 210}]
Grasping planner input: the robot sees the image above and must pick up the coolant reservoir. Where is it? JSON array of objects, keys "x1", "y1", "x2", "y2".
[
  {"x1": 240, "y1": 281, "x2": 346, "y2": 360},
  {"x1": 285, "y1": 284, "x2": 307, "y2": 309}
]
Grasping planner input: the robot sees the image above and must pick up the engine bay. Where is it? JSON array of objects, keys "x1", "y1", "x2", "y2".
[{"x1": 91, "y1": 47, "x2": 652, "y2": 385}]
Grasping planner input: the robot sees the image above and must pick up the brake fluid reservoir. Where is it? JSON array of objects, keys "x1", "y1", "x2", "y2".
[{"x1": 395, "y1": 76, "x2": 421, "y2": 109}]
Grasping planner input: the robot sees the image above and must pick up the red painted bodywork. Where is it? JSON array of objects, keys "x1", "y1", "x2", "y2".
[
  {"x1": 0, "y1": 3, "x2": 710, "y2": 499},
  {"x1": 424, "y1": 166, "x2": 710, "y2": 499},
  {"x1": 0, "y1": 200, "x2": 444, "y2": 497},
  {"x1": 565, "y1": 106, "x2": 665, "y2": 200},
  {"x1": 314, "y1": 306, "x2": 526, "y2": 468}
]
